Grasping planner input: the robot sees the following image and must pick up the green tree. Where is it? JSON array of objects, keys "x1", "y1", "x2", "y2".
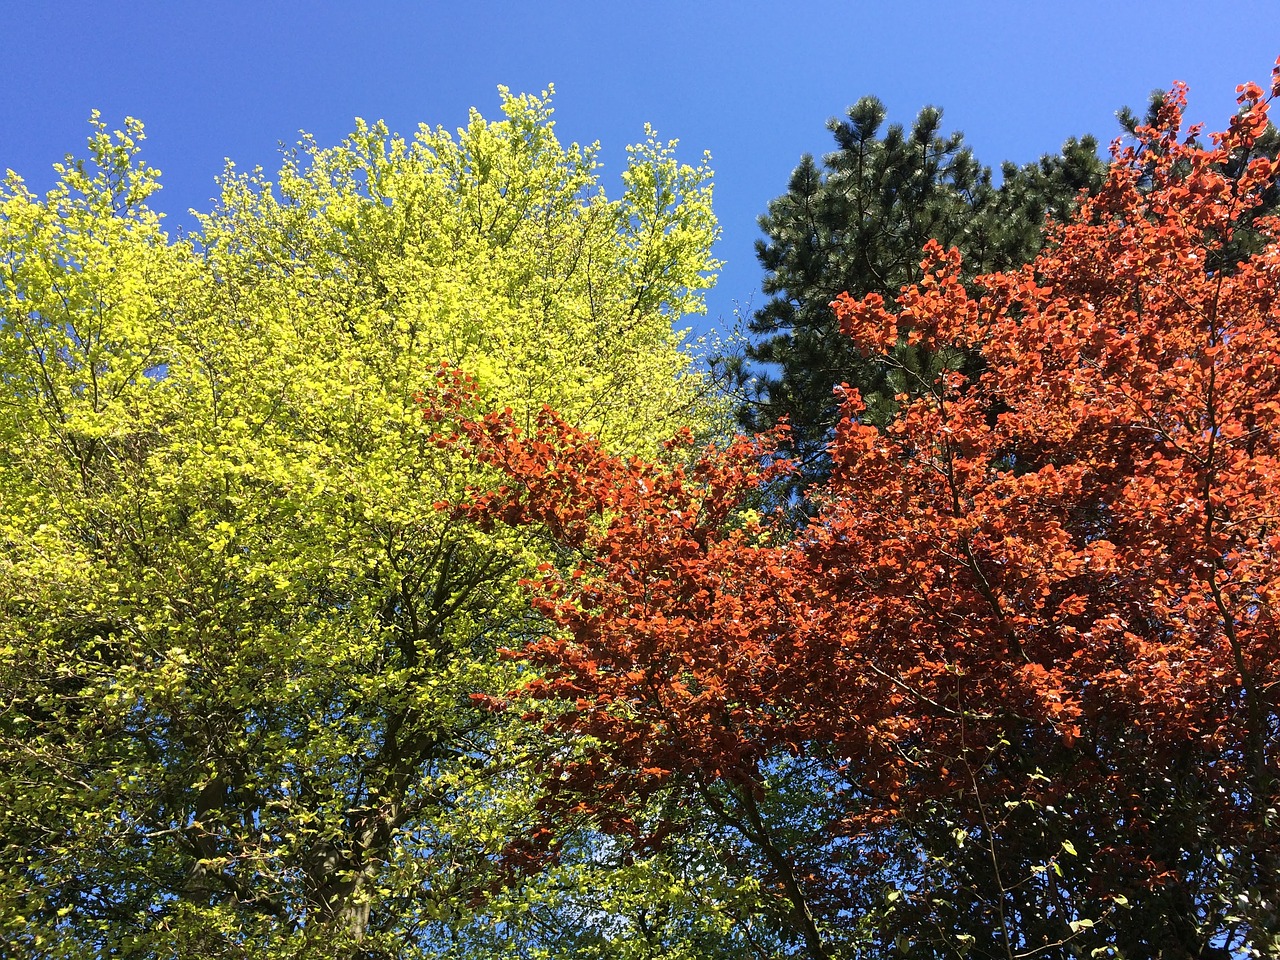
[
  {"x1": 0, "y1": 93, "x2": 729, "y2": 958},
  {"x1": 740, "y1": 96, "x2": 1106, "y2": 494}
]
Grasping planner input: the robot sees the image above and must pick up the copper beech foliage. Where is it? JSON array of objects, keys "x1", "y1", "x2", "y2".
[{"x1": 433, "y1": 69, "x2": 1280, "y2": 952}]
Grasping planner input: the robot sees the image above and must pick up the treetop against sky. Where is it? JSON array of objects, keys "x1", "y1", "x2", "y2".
[{"x1": 1, "y1": 1, "x2": 1275, "y2": 337}]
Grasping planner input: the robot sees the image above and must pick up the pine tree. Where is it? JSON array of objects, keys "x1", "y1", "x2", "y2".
[{"x1": 742, "y1": 96, "x2": 1106, "y2": 495}]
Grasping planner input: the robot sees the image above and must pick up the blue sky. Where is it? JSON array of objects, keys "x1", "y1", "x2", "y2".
[{"x1": 2, "y1": 1, "x2": 1275, "y2": 339}]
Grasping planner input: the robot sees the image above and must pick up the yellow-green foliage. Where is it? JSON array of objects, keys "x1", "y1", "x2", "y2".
[{"x1": 0, "y1": 93, "x2": 724, "y2": 958}]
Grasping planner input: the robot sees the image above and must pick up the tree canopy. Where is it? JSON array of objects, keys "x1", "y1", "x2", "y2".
[
  {"x1": 0, "y1": 90, "x2": 727, "y2": 958},
  {"x1": 743, "y1": 92, "x2": 1280, "y2": 505},
  {"x1": 446, "y1": 69, "x2": 1280, "y2": 958},
  {"x1": 9, "y1": 63, "x2": 1280, "y2": 960}
]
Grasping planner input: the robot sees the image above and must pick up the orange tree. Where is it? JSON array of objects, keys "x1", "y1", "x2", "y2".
[{"x1": 438, "y1": 67, "x2": 1280, "y2": 959}]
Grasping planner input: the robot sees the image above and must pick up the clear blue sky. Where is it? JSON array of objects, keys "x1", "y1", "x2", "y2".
[{"x1": 2, "y1": 1, "x2": 1275, "y2": 339}]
